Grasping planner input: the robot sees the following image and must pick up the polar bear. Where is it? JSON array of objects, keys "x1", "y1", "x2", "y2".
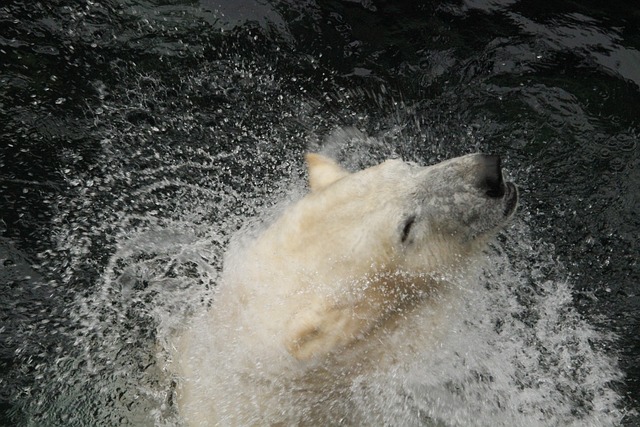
[{"x1": 172, "y1": 153, "x2": 518, "y2": 425}]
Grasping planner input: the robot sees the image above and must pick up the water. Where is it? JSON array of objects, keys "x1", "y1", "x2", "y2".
[{"x1": 1, "y1": 1, "x2": 638, "y2": 425}]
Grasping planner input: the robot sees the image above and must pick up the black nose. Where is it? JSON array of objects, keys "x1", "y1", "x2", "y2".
[{"x1": 481, "y1": 154, "x2": 505, "y2": 198}]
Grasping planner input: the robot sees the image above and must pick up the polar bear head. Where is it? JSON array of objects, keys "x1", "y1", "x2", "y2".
[
  {"x1": 299, "y1": 153, "x2": 518, "y2": 275},
  {"x1": 261, "y1": 153, "x2": 519, "y2": 360},
  {"x1": 174, "y1": 153, "x2": 520, "y2": 425}
]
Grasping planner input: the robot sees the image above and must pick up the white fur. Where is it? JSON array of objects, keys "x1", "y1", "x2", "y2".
[{"x1": 171, "y1": 153, "x2": 517, "y2": 425}]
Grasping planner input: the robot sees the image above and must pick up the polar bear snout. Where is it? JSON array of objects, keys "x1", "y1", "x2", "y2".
[
  {"x1": 476, "y1": 154, "x2": 518, "y2": 217},
  {"x1": 478, "y1": 154, "x2": 518, "y2": 221},
  {"x1": 479, "y1": 154, "x2": 506, "y2": 198}
]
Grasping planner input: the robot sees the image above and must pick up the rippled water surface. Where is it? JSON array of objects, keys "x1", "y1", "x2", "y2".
[{"x1": 1, "y1": 1, "x2": 638, "y2": 425}]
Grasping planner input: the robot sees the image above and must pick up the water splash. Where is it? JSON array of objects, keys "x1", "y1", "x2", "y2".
[{"x1": 6, "y1": 45, "x2": 626, "y2": 425}]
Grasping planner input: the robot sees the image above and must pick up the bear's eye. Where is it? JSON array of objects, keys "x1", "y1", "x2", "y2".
[{"x1": 400, "y1": 215, "x2": 416, "y2": 244}]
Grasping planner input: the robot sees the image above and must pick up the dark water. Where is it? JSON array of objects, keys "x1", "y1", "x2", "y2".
[{"x1": 1, "y1": 0, "x2": 638, "y2": 425}]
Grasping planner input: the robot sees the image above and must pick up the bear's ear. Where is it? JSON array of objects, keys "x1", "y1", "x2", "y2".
[{"x1": 305, "y1": 153, "x2": 349, "y2": 192}]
